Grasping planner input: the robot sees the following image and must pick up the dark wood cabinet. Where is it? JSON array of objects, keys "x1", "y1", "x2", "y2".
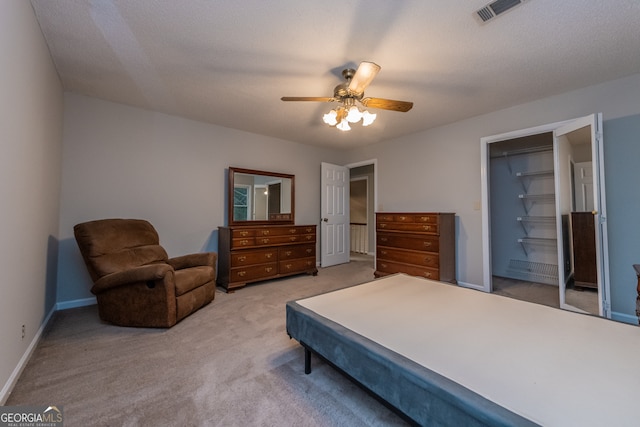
[
  {"x1": 374, "y1": 212, "x2": 456, "y2": 284},
  {"x1": 218, "y1": 225, "x2": 317, "y2": 292},
  {"x1": 570, "y1": 212, "x2": 597, "y2": 289}
]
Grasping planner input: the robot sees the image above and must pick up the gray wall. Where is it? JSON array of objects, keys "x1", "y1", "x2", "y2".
[
  {"x1": 602, "y1": 114, "x2": 640, "y2": 322},
  {"x1": 345, "y1": 73, "x2": 640, "y2": 322},
  {"x1": 0, "y1": 1, "x2": 63, "y2": 402},
  {"x1": 57, "y1": 93, "x2": 345, "y2": 305}
]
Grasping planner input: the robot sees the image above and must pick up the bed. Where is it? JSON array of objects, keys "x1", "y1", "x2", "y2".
[{"x1": 286, "y1": 273, "x2": 639, "y2": 426}]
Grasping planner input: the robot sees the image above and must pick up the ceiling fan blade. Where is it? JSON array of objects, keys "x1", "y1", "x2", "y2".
[
  {"x1": 281, "y1": 97, "x2": 334, "y2": 102},
  {"x1": 361, "y1": 97, "x2": 413, "y2": 112},
  {"x1": 348, "y1": 61, "x2": 381, "y2": 95}
]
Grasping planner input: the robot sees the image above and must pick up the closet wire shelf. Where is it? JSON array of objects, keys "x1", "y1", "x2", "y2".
[{"x1": 507, "y1": 259, "x2": 559, "y2": 282}]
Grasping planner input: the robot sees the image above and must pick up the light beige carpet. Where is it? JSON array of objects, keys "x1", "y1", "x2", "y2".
[{"x1": 6, "y1": 256, "x2": 409, "y2": 426}]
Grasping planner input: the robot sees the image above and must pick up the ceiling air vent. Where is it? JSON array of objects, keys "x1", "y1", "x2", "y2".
[{"x1": 475, "y1": 0, "x2": 529, "y2": 24}]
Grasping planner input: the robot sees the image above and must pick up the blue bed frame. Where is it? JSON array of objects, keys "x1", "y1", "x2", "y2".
[{"x1": 286, "y1": 300, "x2": 539, "y2": 427}]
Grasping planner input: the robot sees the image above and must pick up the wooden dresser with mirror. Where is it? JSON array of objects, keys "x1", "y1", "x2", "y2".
[{"x1": 218, "y1": 167, "x2": 317, "y2": 292}]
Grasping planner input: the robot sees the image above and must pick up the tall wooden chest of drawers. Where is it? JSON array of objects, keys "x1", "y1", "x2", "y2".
[
  {"x1": 218, "y1": 225, "x2": 318, "y2": 292},
  {"x1": 375, "y1": 212, "x2": 456, "y2": 284}
]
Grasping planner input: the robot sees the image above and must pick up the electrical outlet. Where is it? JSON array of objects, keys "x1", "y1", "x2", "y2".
[{"x1": 21, "y1": 324, "x2": 25, "y2": 340}]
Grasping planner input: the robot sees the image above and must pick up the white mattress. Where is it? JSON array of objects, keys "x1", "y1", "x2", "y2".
[{"x1": 297, "y1": 274, "x2": 640, "y2": 426}]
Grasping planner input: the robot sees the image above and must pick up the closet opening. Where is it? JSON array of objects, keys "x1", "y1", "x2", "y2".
[
  {"x1": 480, "y1": 114, "x2": 609, "y2": 317},
  {"x1": 488, "y1": 133, "x2": 561, "y2": 309}
]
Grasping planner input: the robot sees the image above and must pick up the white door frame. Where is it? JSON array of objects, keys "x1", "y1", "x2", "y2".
[
  {"x1": 480, "y1": 121, "x2": 568, "y2": 292},
  {"x1": 480, "y1": 114, "x2": 610, "y2": 317}
]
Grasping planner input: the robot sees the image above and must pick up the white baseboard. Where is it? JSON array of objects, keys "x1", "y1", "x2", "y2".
[
  {"x1": 0, "y1": 306, "x2": 56, "y2": 405},
  {"x1": 56, "y1": 296, "x2": 96, "y2": 310},
  {"x1": 457, "y1": 280, "x2": 485, "y2": 291}
]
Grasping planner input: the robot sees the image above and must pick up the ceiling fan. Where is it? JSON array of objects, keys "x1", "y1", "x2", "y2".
[{"x1": 281, "y1": 61, "x2": 413, "y2": 131}]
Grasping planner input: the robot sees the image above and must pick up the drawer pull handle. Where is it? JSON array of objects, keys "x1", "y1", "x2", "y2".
[
  {"x1": 240, "y1": 231, "x2": 249, "y2": 237},
  {"x1": 240, "y1": 239, "x2": 249, "y2": 246},
  {"x1": 305, "y1": 236, "x2": 312, "y2": 240},
  {"x1": 237, "y1": 271, "x2": 246, "y2": 277},
  {"x1": 262, "y1": 230, "x2": 270, "y2": 235},
  {"x1": 421, "y1": 216, "x2": 431, "y2": 222},
  {"x1": 265, "y1": 267, "x2": 273, "y2": 273},
  {"x1": 423, "y1": 241, "x2": 432, "y2": 247},
  {"x1": 238, "y1": 256, "x2": 246, "y2": 262},
  {"x1": 289, "y1": 229, "x2": 297, "y2": 234},
  {"x1": 380, "y1": 223, "x2": 387, "y2": 228},
  {"x1": 306, "y1": 228, "x2": 313, "y2": 232},
  {"x1": 380, "y1": 263, "x2": 387, "y2": 268},
  {"x1": 307, "y1": 261, "x2": 313, "y2": 266},
  {"x1": 399, "y1": 216, "x2": 407, "y2": 220},
  {"x1": 423, "y1": 225, "x2": 432, "y2": 231},
  {"x1": 261, "y1": 238, "x2": 270, "y2": 244},
  {"x1": 290, "y1": 237, "x2": 297, "y2": 241},
  {"x1": 306, "y1": 249, "x2": 312, "y2": 254},
  {"x1": 285, "y1": 264, "x2": 292, "y2": 269},
  {"x1": 424, "y1": 272, "x2": 432, "y2": 278},
  {"x1": 380, "y1": 237, "x2": 388, "y2": 242},
  {"x1": 285, "y1": 251, "x2": 292, "y2": 256},
  {"x1": 265, "y1": 253, "x2": 273, "y2": 259},
  {"x1": 381, "y1": 250, "x2": 387, "y2": 255}
]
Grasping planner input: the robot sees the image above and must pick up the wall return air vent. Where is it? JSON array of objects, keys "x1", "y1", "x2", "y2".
[{"x1": 475, "y1": 0, "x2": 529, "y2": 24}]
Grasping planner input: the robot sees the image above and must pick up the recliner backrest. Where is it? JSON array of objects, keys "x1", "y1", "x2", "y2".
[{"x1": 74, "y1": 218, "x2": 169, "y2": 281}]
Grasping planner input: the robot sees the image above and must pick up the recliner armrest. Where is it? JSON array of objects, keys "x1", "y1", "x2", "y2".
[
  {"x1": 168, "y1": 252, "x2": 217, "y2": 270},
  {"x1": 92, "y1": 263, "x2": 173, "y2": 294}
]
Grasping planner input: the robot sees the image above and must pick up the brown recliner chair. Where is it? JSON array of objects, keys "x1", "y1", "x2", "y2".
[{"x1": 74, "y1": 218, "x2": 217, "y2": 327}]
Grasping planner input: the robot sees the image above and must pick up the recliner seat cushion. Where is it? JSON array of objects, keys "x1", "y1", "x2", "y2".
[{"x1": 174, "y1": 266, "x2": 216, "y2": 296}]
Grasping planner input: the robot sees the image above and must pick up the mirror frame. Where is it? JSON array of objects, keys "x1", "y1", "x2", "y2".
[{"x1": 228, "y1": 167, "x2": 295, "y2": 226}]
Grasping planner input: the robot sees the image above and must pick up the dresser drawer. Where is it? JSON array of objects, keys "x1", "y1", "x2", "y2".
[
  {"x1": 231, "y1": 237, "x2": 256, "y2": 248},
  {"x1": 254, "y1": 226, "x2": 316, "y2": 237},
  {"x1": 377, "y1": 233, "x2": 439, "y2": 252},
  {"x1": 377, "y1": 247, "x2": 439, "y2": 268},
  {"x1": 376, "y1": 259, "x2": 439, "y2": 280},
  {"x1": 378, "y1": 214, "x2": 439, "y2": 224},
  {"x1": 377, "y1": 222, "x2": 439, "y2": 234},
  {"x1": 230, "y1": 263, "x2": 278, "y2": 282},
  {"x1": 279, "y1": 258, "x2": 316, "y2": 274},
  {"x1": 231, "y1": 248, "x2": 276, "y2": 266},
  {"x1": 232, "y1": 229, "x2": 256, "y2": 238},
  {"x1": 279, "y1": 244, "x2": 315, "y2": 260},
  {"x1": 255, "y1": 234, "x2": 315, "y2": 246}
]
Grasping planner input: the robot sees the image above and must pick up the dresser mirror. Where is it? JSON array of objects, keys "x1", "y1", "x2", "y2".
[{"x1": 228, "y1": 167, "x2": 294, "y2": 225}]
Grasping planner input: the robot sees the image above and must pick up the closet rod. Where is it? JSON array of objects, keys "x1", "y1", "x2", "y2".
[{"x1": 491, "y1": 145, "x2": 552, "y2": 158}]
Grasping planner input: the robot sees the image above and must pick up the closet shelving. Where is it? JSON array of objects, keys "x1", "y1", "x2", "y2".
[{"x1": 500, "y1": 145, "x2": 558, "y2": 283}]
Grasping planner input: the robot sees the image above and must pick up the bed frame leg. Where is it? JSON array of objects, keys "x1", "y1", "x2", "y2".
[{"x1": 304, "y1": 346, "x2": 311, "y2": 374}]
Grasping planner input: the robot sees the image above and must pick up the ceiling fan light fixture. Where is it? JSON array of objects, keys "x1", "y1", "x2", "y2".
[
  {"x1": 336, "y1": 119, "x2": 351, "y2": 131},
  {"x1": 346, "y1": 106, "x2": 363, "y2": 123},
  {"x1": 361, "y1": 110, "x2": 376, "y2": 126},
  {"x1": 323, "y1": 110, "x2": 338, "y2": 126}
]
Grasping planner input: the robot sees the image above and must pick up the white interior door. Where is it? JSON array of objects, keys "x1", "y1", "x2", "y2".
[
  {"x1": 573, "y1": 161, "x2": 594, "y2": 212},
  {"x1": 554, "y1": 113, "x2": 610, "y2": 317},
  {"x1": 320, "y1": 162, "x2": 350, "y2": 267}
]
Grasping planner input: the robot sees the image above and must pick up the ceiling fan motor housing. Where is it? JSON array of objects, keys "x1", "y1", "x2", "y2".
[{"x1": 334, "y1": 68, "x2": 363, "y2": 100}]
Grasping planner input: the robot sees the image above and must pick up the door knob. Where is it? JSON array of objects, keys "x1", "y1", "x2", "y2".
[{"x1": 322, "y1": 218, "x2": 328, "y2": 222}]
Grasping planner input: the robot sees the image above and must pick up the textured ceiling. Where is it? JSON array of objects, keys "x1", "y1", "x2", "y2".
[{"x1": 30, "y1": 0, "x2": 640, "y2": 149}]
